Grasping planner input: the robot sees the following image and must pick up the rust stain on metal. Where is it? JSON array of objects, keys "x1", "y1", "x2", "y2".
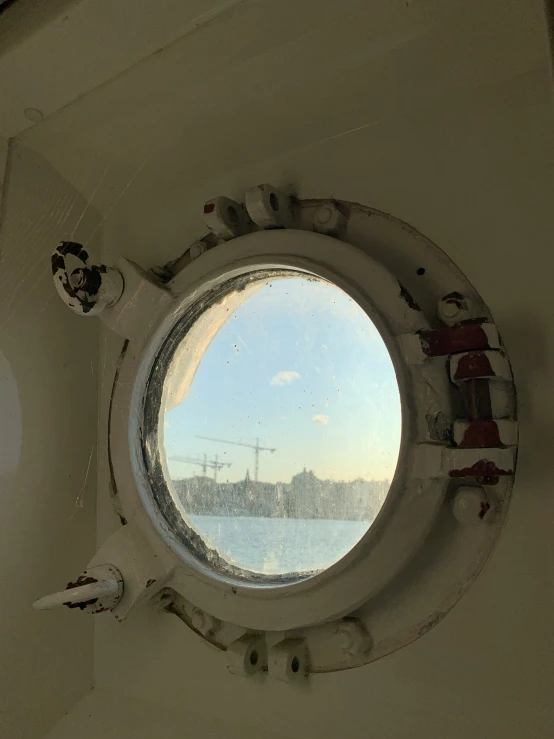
[
  {"x1": 454, "y1": 351, "x2": 495, "y2": 381},
  {"x1": 420, "y1": 324, "x2": 491, "y2": 357},
  {"x1": 63, "y1": 598, "x2": 98, "y2": 610},
  {"x1": 398, "y1": 282, "x2": 422, "y2": 311},
  {"x1": 458, "y1": 420, "x2": 503, "y2": 448},
  {"x1": 51, "y1": 241, "x2": 107, "y2": 313},
  {"x1": 478, "y1": 501, "x2": 491, "y2": 519},
  {"x1": 63, "y1": 574, "x2": 99, "y2": 610},
  {"x1": 146, "y1": 578, "x2": 156, "y2": 587},
  {"x1": 165, "y1": 601, "x2": 179, "y2": 615},
  {"x1": 66, "y1": 575, "x2": 98, "y2": 588}
]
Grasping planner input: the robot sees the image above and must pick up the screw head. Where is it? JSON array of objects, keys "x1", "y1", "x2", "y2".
[
  {"x1": 313, "y1": 203, "x2": 346, "y2": 234},
  {"x1": 441, "y1": 301, "x2": 461, "y2": 319},
  {"x1": 189, "y1": 241, "x2": 208, "y2": 260},
  {"x1": 316, "y1": 206, "x2": 334, "y2": 225},
  {"x1": 336, "y1": 619, "x2": 372, "y2": 657},
  {"x1": 437, "y1": 293, "x2": 471, "y2": 326},
  {"x1": 452, "y1": 486, "x2": 491, "y2": 524}
]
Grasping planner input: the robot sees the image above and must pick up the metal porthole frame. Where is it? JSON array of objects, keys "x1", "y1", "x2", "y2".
[{"x1": 47, "y1": 186, "x2": 517, "y2": 677}]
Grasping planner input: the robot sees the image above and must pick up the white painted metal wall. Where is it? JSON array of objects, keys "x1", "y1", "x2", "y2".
[
  {"x1": 1, "y1": 0, "x2": 553, "y2": 736},
  {"x1": 0, "y1": 143, "x2": 99, "y2": 736}
]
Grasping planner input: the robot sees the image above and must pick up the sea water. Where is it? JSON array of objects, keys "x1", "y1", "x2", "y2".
[{"x1": 188, "y1": 515, "x2": 370, "y2": 575}]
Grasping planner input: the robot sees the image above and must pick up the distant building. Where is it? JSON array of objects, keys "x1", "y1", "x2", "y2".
[{"x1": 172, "y1": 469, "x2": 391, "y2": 522}]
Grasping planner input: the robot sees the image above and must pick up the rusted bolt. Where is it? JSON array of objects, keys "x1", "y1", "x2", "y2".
[
  {"x1": 452, "y1": 486, "x2": 491, "y2": 524},
  {"x1": 70, "y1": 268, "x2": 102, "y2": 293}
]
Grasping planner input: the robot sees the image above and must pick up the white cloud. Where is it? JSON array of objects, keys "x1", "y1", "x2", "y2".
[
  {"x1": 312, "y1": 414, "x2": 329, "y2": 425},
  {"x1": 270, "y1": 370, "x2": 300, "y2": 386}
]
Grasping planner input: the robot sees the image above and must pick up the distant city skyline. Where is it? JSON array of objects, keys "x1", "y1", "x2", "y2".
[
  {"x1": 171, "y1": 468, "x2": 391, "y2": 522},
  {"x1": 169, "y1": 462, "x2": 391, "y2": 486},
  {"x1": 163, "y1": 276, "x2": 401, "y2": 484}
]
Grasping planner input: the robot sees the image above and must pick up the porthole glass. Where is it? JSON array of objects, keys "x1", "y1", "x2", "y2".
[{"x1": 144, "y1": 269, "x2": 401, "y2": 583}]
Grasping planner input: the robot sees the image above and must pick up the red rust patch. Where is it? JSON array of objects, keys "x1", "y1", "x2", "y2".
[{"x1": 203, "y1": 203, "x2": 215, "y2": 213}]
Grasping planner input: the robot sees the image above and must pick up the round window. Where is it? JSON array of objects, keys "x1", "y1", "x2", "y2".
[
  {"x1": 143, "y1": 269, "x2": 401, "y2": 584},
  {"x1": 48, "y1": 193, "x2": 518, "y2": 673}
]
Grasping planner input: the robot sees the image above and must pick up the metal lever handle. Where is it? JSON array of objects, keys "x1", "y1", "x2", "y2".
[{"x1": 33, "y1": 564, "x2": 123, "y2": 614}]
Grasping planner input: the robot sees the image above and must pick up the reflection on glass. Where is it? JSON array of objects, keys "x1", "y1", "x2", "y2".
[{"x1": 159, "y1": 273, "x2": 401, "y2": 579}]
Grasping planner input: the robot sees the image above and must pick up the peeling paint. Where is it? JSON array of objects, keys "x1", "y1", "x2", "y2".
[
  {"x1": 420, "y1": 323, "x2": 491, "y2": 357},
  {"x1": 64, "y1": 575, "x2": 100, "y2": 610},
  {"x1": 398, "y1": 282, "x2": 421, "y2": 311}
]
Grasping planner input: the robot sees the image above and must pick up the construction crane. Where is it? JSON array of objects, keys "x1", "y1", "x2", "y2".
[
  {"x1": 168, "y1": 454, "x2": 231, "y2": 482},
  {"x1": 196, "y1": 436, "x2": 276, "y2": 483}
]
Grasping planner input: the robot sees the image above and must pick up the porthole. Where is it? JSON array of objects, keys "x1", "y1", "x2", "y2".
[
  {"x1": 143, "y1": 269, "x2": 401, "y2": 584},
  {"x1": 44, "y1": 187, "x2": 518, "y2": 678}
]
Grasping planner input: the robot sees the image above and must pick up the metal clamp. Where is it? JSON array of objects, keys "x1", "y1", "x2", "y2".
[{"x1": 52, "y1": 241, "x2": 124, "y2": 316}]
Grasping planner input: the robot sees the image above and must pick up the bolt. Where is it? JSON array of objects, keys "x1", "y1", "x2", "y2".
[
  {"x1": 316, "y1": 206, "x2": 334, "y2": 225},
  {"x1": 452, "y1": 486, "x2": 491, "y2": 524},
  {"x1": 191, "y1": 607, "x2": 219, "y2": 635},
  {"x1": 313, "y1": 203, "x2": 346, "y2": 234},
  {"x1": 441, "y1": 301, "x2": 461, "y2": 319},
  {"x1": 189, "y1": 241, "x2": 208, "y2": 260},
  {"x1": 336, "y1": 619, "x2": 372, "y2": 657},
  {"x1": 437, "y1": 293, "x2": 471, "y2": 326},
  {"x1": 70, "y1": 268, "x2": 102, "y2": 293}
]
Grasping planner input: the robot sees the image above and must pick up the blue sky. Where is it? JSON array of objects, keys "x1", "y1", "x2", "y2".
[{"x1": 163, "y1": 276, "x2": 401, "y2": 484}]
